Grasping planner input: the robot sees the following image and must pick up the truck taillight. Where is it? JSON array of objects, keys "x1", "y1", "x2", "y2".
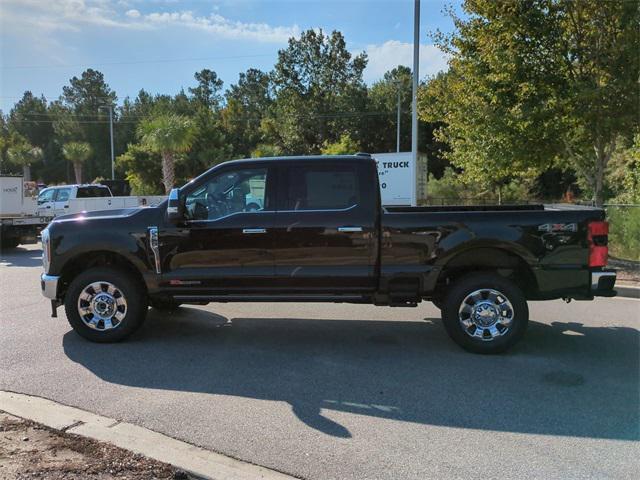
[{"x1": 588, "y1": 221, "x2": 608, "y2": 267}]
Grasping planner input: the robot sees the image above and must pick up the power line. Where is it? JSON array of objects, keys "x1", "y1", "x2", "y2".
[
  {"x1": 9, "y1": 110, "x2": 403, "y2": 125},
  {"x1": 1, "y1": 54, "x2": 275, "y2": 70}
]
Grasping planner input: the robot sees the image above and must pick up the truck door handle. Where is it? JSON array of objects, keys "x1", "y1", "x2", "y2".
[
  {"x1": 243, "y1": 228, "x2": 267, "y2": 234},
  {"x1": 338, "y1": 226, "x2": 363, "y2": 233}
]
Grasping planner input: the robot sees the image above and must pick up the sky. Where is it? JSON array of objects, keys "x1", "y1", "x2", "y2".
[{"x1": 0, "y1": 0, "x2": 463, "y2": 112}]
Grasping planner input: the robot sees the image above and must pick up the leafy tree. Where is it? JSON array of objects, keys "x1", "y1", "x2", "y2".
[
  {"x1": 7, "y1": 140, "x2": 43, "y2": 181},
  {"x1": 250, "y1": 144, "x2": 281, "y2": 158},
  {"x1": 8, "y1": 92, "x2": 54, "y2": 149},
  {"x1": 189, "y1": 69, "x2": 224, "y2": 110},
  {"x1": 63, "y1": 141, "x2": 93, "y2": 184},
  {"x1": 321, "y1": 134, "x2": 360, "y2": 155},
  {"x1": 420, "y1": 0, "x2": 639, "y2": 205},
  {"x1": 366, "y1": 66, "x2": 413, "y2": 153},
  {"x1": 222, "y1": 68, "x2": 273, "y2": 157},
  {"x1": 116, "y1": 144, "x2": 163, "y2": 195},
  {"x1": 61, "y1": 69, "x2": 117, "y2": 180},
  {"x1": 264, "y1": 29, "x2": 368, "y2": 154},
  {"x1": 137, "y1": 114, "x2": 196, "y2": 193}
]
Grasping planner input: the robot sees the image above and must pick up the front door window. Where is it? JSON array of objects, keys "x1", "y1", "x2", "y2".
[{"x1": 185, "y1": 168, "x2": 268, "y2": 221}]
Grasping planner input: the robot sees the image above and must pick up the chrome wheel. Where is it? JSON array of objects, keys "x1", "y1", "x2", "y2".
[
  {"x1": 76, "y1": 281, "x2": 127, "y2": 331},
  {"x1": 458, "y1": 288, "x2": 514, "y2": 341}
]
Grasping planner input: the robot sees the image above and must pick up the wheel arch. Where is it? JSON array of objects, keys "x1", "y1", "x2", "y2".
[
  {"x1": 58, "y1": 250, "x2": 147, "y2": 301},
  {"x1": 435, "y1": 246, "x2": 538, "y2": 299}
]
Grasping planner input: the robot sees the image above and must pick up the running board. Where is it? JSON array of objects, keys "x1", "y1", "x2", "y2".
[{"x1": 173, "y1": 294, "x2": 368, "y2": 303}]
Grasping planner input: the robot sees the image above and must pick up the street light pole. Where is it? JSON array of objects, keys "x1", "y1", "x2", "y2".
[{"x1": 411, "y1": 0, "x2": 420, "y2": 206}]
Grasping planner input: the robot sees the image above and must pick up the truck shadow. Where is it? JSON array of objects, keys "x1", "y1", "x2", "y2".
[
  {"x1": 0, "y1": 246, "x2": 43, "y2": 267},
  {"x1": 62, "y1": 308, "x2": 639, "y2": 441}
]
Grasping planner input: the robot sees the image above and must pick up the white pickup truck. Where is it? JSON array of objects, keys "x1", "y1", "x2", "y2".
[{"x1": 37, "y1": 184, "x2": 165, "y2": 218}]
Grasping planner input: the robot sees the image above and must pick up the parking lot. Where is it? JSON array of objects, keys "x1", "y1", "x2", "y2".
[{"x1": 1, "y1": 244, "x2": 639, "y2": 479}]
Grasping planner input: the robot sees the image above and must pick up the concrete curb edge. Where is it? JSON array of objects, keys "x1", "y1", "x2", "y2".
[
  {"x1": 616, "y1": 284, "x2": 640, "y2": 299},
  {"x1": 0, "y1": 391, "x2": 297, "y2": 480}
]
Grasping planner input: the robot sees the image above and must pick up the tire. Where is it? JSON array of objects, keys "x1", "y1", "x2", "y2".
[
  {"x1": 441, "y1": 272, "x2": 528, "y2": 354},
  {"x1": 1, "y1": 237, "x2": 20, "y2": 250},
  {"x1": 150, "y1": 298, "x2": 182, "y2": 311},
  {"x1": 64, "y1": 267, "x2": 148, "y2": 343}
]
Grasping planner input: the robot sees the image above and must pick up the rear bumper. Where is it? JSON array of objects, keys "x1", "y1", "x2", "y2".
[
  {"x1": 41, "y1": 274, "x2": 60, "y2": 300},
  {"x1": 591, "y1": 269, "x2": 617, "y2": 297}
]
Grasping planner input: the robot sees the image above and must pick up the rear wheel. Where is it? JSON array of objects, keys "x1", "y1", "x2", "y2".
[
  {"x1": 441, "y1": 272, "x2": 528, "y2": 354},
  {"x1": 64, "y1": 267, "x2": 148, "y2": 342}
]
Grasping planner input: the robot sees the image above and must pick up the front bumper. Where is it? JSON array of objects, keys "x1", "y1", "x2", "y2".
[
  {"x1": 591, "y1": 269, "x2": 617, "y2": 297},
  {"x1": 41, "y1": 274, "x2": 60, "y2": 300}
]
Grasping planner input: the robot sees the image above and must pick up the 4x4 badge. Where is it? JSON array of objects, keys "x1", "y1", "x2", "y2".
[{"x1": 538, "y1": 223, "x2": 577, "y2": 233}]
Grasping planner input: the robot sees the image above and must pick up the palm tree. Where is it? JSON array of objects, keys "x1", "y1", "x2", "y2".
[
  {"x1": 7, "y1": 143, "x2": 43, "y2": 181},
  {"x1": 137, "y1": 114, "x2": 196, "y2": 193},
  {"x1": 63, "y1": 142, "x2": 92, "y2": 184}
]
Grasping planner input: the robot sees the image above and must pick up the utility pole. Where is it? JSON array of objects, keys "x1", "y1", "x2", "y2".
[
  {"x1": 108, "y1": 106, "x2": 115, "y2": 180},
  {"x1": 411, "y1": 0, "x2": 420, "y2": 206}
]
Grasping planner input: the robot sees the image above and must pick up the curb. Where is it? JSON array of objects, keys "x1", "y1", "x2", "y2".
[
  {"x1": 0, "y1": 391, "x2": 297, "y2": 480},
  {"x1": 616, "y1": 284, "x2": 640, "y2": 299}
]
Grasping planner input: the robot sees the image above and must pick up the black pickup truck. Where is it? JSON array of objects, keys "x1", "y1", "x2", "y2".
[{"x1": 40, "y1": 154, "x2": 616, "y2": 353}]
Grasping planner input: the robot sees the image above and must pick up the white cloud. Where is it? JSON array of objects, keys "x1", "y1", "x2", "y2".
[
  {"x1": 142, "y1": 11, "x2": 299, "y2": 43},
  {"x1": 1, "y1": 0, "x2": 298, "y2": 43},
  {"x1": 364, "y1": 40, "x2": 449, "y2": 82}
]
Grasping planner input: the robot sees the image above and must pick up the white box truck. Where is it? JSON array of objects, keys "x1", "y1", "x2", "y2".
[{"x1": 0, "y1": 175, "x2": 50, "y2": 249}]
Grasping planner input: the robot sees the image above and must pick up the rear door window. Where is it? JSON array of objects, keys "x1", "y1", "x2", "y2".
[
  {"x1": 283, "y1": 165, "x2": 360, "y2": 211},
  {"x1": 77, "y1": 186, "x2": 111, "y2": 198}
]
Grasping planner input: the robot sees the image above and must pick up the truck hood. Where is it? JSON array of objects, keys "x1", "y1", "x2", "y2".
[{"x1": 53, "y1": 207, "x2": 143, "y2": 223}]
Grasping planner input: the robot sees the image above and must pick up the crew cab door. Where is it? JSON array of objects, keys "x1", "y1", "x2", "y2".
[
  {"x1": 161, "y1": 165, "x2": 277, "y2": 291},
  {"x1": 271, "y1": 161, "x2": 378, "y2": 292}
]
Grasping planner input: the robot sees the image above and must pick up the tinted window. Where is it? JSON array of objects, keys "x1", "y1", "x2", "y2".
[
  {"x1": 284, "y1": 165, "x2": 359, "y2": 210},
  {"x1": 77, "y1": 186, "x2": 111, "y2": 198},
  {"x1": 185, "y1": 168, "x2": 269, "y2": 221},
  {"x1": 55, "y1": 188, "x2": 71, "y2": 202}
]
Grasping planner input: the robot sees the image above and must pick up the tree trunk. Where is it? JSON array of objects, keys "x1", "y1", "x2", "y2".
[
  {"x1": 22, "y1": 165, "x2": 31, "y2": 181},
  {"x1": 161, "y1": 152, "x2": 175, "y2": 194},
  {"x1": 73, "y1": 163, "x2": 83, "y2": 184},
  {"x1": 593, "y1": 139, "x2": 615, "y2": 207}
]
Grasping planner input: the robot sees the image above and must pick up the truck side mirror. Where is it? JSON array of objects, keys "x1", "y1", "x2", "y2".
[{"x1": 167, "y1": 188, "x2": 183, "y2": 223}]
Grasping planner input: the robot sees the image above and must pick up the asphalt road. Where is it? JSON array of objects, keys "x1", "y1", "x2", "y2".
[{"x1": 1, "y1": 244, "x2": 639, "y2": 480}]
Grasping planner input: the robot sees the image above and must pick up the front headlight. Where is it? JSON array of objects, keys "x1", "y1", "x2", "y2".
[{"x1": 41, "y1": 227, "x2": 51, "y2": 273}]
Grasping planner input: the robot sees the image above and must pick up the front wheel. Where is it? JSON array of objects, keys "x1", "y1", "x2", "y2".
[
  {"x1": 441, "y1": 273, "x2": 528, "y2": 354},
  {"x1": 64, "y1": 267, "x2": 148, "y2": 342}
]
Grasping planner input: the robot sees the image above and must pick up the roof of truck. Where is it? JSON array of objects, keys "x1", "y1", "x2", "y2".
[{"x1": 223, "y1": 153, "x2": 374, "y2": 166}]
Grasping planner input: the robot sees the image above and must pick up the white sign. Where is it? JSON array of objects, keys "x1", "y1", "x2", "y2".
[{"x1": 373, "y1": 152, "x2": 414, "y2": 206}]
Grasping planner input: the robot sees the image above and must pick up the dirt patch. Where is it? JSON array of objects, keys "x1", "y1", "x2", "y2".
[
  {"x1": 0, "y1": 412, "x2": 193, "y2": 479},
  {"x1": 609, "y1": 257, "x2": 640, "y2": 284}
]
